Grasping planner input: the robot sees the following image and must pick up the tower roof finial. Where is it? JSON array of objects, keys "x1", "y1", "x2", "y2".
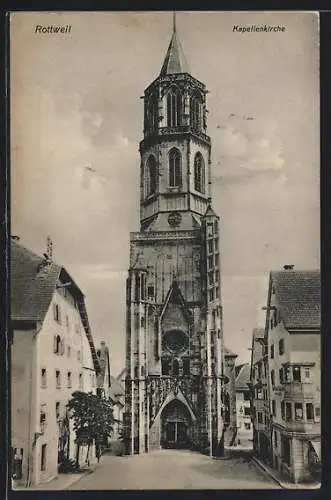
[{"x1": 159, "y1": 12, "x2": 190, "y2": 77}]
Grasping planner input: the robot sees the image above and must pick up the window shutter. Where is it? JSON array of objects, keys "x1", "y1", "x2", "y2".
[{"x1": 60, "y1": 339, "x2": 65, "y2": 356}]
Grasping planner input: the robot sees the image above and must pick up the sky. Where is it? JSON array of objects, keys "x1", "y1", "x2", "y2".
[{"x1": 10, "y1": 11, "x2": 320, "y2": 376}]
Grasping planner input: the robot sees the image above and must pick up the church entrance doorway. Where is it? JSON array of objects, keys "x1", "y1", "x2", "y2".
[{"x1": 161, "y1": 399, "x2": 192, "y2": 449}]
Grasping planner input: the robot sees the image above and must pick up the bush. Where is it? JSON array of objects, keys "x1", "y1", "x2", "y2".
[{"x1": 58, "y1": 458, "x2": 79, "y2": 474}]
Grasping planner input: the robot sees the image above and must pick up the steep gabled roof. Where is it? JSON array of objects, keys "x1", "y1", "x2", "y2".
[
  {"x1": 160, "y1": 21, "x2": 190, "y2": 77},
  {"x1": 271, "y1": 270, "x2": 320, "y2": 330},
  {"x1": 11, "y1": 240, "x2": 100, "y2": 372},
  {"x1": 235, "y1": 363, "x2": 251, "y2": 392}
]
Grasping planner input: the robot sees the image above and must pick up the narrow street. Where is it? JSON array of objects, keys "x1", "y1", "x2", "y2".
[{"x1": 67, "y1": 449, "x2": 280, "y2": 490}]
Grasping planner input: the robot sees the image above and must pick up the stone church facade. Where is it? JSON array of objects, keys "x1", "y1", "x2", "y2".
[{"x1": 124, "y1": 18, "x2": 226, "y2": 457}]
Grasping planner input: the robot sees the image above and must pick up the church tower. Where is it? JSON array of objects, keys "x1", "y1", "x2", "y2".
[{"x1": 124, "y1": 15, "x2": 225, "y2": 457}]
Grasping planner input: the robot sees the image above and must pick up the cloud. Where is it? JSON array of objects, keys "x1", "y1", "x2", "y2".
[{"x1": 212, "y1": 121, "x2": 285, "y2": 185}]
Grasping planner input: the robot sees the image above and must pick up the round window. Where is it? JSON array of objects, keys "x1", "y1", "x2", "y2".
[{"x1": 162, "y1": 329, "x2": 188, "y2": 354}]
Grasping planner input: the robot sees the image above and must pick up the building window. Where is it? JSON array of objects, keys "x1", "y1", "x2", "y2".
[
  {"x1": 67, "y1": 371, "x2": 72, "y2": 388},
  {"x1": 272, "y1": 400, "x2": 276, "y2": 417},
  {"x1": 79, "y1": 373, "x2": 83, "y2": 389},
  {"x1": 293, "y1": 366, "x2": 301, "y2": 382},
  {"x1": 208, "y1": 240, "x2": 213, "y2": 254},
  {"x1": 56, "y1": 370, "x2": 61, "y2": 389},
  {"x1": 190, "y1": 94, "x2": 202, "y2": 130},
  {"x1": 209, "y1": 289, "x2": 214, "y2": 301},
  {"x1": 294, "y1": 403, "x2": 303, "y2": 420},
  {"x1": 274, "y1": 431, "x2": 278, "y2": 448},
  {"x1": 281, "y1": 401, "x2": 285, "y2": 420},
  {"x1": 306, "y1": 403, "x2": 314, "y2": 420},
  {"x1": 67, "y1": 345, "x2": 71, "y2": 357},
  {"x1": 285, "y1": 366, "x2": 291, "y2": 382},
  {"x1": 279, "y1": 368, "x2": 284, "y2": 384},
  {"x1": 56, "y1": 402, "x2": 60, "y2": 419},
  {"x1": 270, "y1": 317, "x2": 274, "y2": 330},
  {"x1": 40, "y1": 404, "x2": 46, "y2": 433},
  {"x1": 270, "y1": 344, "x2": 274, "y2": 359},
  {"x1": 257, "y1": 412, "x2": 263, "y2": 424},
  {"x1": 53, "y1": 303, "x2": 61, "y2": 323},
  {"x1": 169, "y1": 148, "x2": 181, "y2": 187},
  {"x1": 279, "y1": 338, "x2": 285, "y2": 356},
  {"x1": 208, "y1": 271, "x2": 214, "y2": 285},
  {"x1": 66, "y1": 315, "x2": 70, "y2": 331},
  {"x1": 244, "y1": 407, "x2": 251, "y2": 416},
  {"x1": 167, "y1": 89, "x2": 181, "y2": 127},
  {"x1": 77, "y1": 350, "x2": 81, "y2": 361},
  {"x1": 146, "y1": 155, "x2": 157, "y2": 196},
  {"x1": 285, "y1": 402, "x2": 292, "y2": 421},
  {"x1": 54, "y1": 335, "x2": 61, "y2": 354},
  {"x1": 40, "y1": 444, "x2": 47, "y2": 471},
  {"x1": 194, "y1": 153, "x2": 205, "y2": 193},
  {"x1": 147, "y1": 285, "x2": 154, "y2": 299},
  {"x1": 315, "y1": 407, "x2": 320, "y2": 421},
  {"x1": 271, "y1": 370, "x2": 275, "y2": 387},
  {"x1": 304, "y1": 368, "x2": 310, "y2": 379},
  {"x1": 41, "y1": 368, "x2": 47, "y2": 388},
  {"x1": 244, "y1": 422, "x2": 251, "y2": 430}
]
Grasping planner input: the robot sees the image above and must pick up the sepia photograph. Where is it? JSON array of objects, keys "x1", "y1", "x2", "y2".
[{"x1": 9, "y1": 10, "x2": 320, "y2": 490}]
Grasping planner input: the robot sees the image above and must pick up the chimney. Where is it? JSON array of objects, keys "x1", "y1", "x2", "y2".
[{"x1": 283, "y1": 264, "x2": 295, "y2": 270}]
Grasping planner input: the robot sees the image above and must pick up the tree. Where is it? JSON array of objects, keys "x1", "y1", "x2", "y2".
[{"x1": 67, "y1": 391, "x2": 114, "y2": 468}]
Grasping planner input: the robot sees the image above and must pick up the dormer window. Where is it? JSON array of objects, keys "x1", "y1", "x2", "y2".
[
  {"x1": 194, "y1": 152, "x2": 205, "y2": 193},
  {"x1": 167, "y1": 89, "x2": 181, "y2": 127},
  {"x1": 169, "y1": 148, "x2": 181, "y2": 187}
]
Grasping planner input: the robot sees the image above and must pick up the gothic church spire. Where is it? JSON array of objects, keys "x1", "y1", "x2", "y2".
[{"x1": 160, "y1": 13, "x2": 190, "y2": 77}]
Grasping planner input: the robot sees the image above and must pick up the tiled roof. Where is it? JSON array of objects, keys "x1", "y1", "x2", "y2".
[
  {"x1": 11, "y1": 241, "x2": 61, "y2": 321},
  {"x1": 271, "y1": 270, "x2": 320, "y2": 329},
  {"x1": 235, "y1": 363, "x2": 251, "y2": 392},
  {"x1": 11, "y1": 240, "x2": 100, "y2": 372},
  {"x1": 160, "y1": 27, "x2": 190, "y2": 76}
]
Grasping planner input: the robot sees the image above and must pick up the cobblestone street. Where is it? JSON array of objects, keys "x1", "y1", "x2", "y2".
[{"x1": 67, "y1": 449, "x2": 280, "y2": 490}]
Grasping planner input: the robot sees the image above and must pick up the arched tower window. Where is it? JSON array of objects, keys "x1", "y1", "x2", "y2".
[
  {"x1": 167, "y1": 89, "x2": 182, "y2": 127},
  {"x1": 146, "y1": 155, "x2": 157, "y2": 196},
  {"x1": 194, "y1": 153, "x2": 205, "y2": 193},
  {"x1": 190, "y1": 93, "x2": 202, "y2": 130},
  {"x1": 147, "y1": 94, "x2": 158, "y2": 131},
  {"x1": 169, "y1": 148, "x2": 181, "y2": 187}
]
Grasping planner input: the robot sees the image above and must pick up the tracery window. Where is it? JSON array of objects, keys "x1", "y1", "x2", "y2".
[
  {"x1": 147, "y1": 94, "x2": 158, "y2": 131},
  {"x1": 146, "y1": 155, "x2": 157, "y2": 196},
  {"x1": 167, "y1": 89, "x2": 181, "y2": 127},
  {"x1": 194, "y1": 152, "x2": 205, "y2": 193},
  {"x1": 190, "y1": 93, "x2": 202, "y2": 130},
  {"x1": 169, "y1": 148, "x2": 181, "y2": 187}
]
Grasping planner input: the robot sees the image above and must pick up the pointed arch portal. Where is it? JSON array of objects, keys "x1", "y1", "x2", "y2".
[{"x1": 161, "y1": 399, "x2": 192, "y2": 449}]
